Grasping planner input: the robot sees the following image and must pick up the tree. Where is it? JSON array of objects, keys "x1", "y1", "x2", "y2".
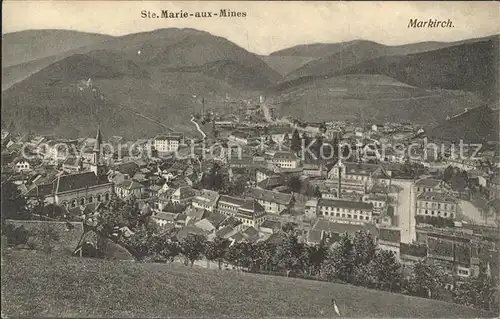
[
  {"x1": 204, "y1": 236, "x2": 230, "y2": 269},
  {"x1": 180, "y1": 233, "x2": 206, "y2": 267},
  {"x1": 352, "y1": 231, "x2": 376, "y2": 266},
  {"x1": 453, "y1": 271, "x2": 499, "y2": 312},
  {"x1": 302, "y1": 244, "x2": 328, "y2": 277},
  {"x1": 37, "y1": 224, "x2": 60, "y2": 256},
  {"x1": 287, "y1": 176, "x2": 302, "y2": 193},
  {"x1": 1, "y1": 180, "x2": 30, "y2": 230},
  {"x1": 313, "y1": 186, "x2": 322, "y2": 198},
  {"x1": 369, "y1": 250, "x2": 402, "y2": 292},
  {"x1": 202, "y1": 162, "x2": 230, "y2": 193},
  {"x1": 319, "y1": 122, "x2": 327, "y2": 134},
  {"x1": 324, "y1": 233, "x2": 355, "y2": 282},
  {"x1": 275, "y1": 233, "x2": 304, "y2": 277},
  {"x1": 290, "y1": 129, "x2": 301, "y2": 154},
  {"x1": 403, "y1": 260, "x2": 445, "y2": 299}
]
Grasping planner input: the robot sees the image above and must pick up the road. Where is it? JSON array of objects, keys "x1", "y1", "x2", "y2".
[
  {"x1": 190, "y1": 117, "x2": 207, "y2": 139},
  {"x1": 389, "y1": 179, "x2": 416, "y2": 244}
]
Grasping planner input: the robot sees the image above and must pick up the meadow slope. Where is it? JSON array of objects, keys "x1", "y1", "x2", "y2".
[{"x1": 1, "y1": 251, "x2": 493, "y2": 318}]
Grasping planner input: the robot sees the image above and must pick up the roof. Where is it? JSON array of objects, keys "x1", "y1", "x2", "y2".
[
  {"x1": 256, "y1": 175, "x2": 284, "y2": 189},
  {"x1": 24, "y1": 183, "x2": 54, "y2": 198},
  {"x1": 155, "y1": 133, "x2": 183, "y2": 141},
  {"x1": 312, "y1": 219, "x2": 377, "y2": 236},
  {"x1": 272, "y1": 151, "x2": 297, "y2": 161},
  {"x1": 77, "y1": 230, "x2": 135, "y2": 261},
  {"x1": 153, "y1": 212, "x2": 177, "y2": 222},
  {"x1": 416, "y1": 192, "x2": 457, "y2": 203},
  {"x1": 204, "y1": 211, "x2": 227, "y2": 228},
  {"x1": 248, "y1": 187, "x2": 293, "y2": 205},
  {"x1": 5, "y1": 219, "x2": 84, "y2": 255},
  {"x1": 114, "y1": 161, "x2": 139, "y2": 176},
  {"x1": 216, "y1": 225, "x2": 235, "y2": 238},
  {"x1": 415, "y1": 178, "x2": 442, "y2": 188},
  {"x1": 52, "y1": 171, "x2": 110, "y2": 194},
  {"x1": 243, "y1": 226, "x2": 259, "y2": 239},
  {"x1": 238, "y1": 199, "x2": 265, "y2": 218},
  {"x1": 317, "y1": 198, "x2": 373, "y2": 211},
  {"x1": 185, "y1": 207, "x2": 207, "y2": 220},
  {"x1": 194, "y1": 219, "x2": 216, "y2": 232},
  {"x1": 260, "y1": 219, "x2": 281, "y2": 230},
  {"x1": 230, "y1": 131, "x2": 251, "y2": 139},
  {"x1": 173, "y1": 186, "x2": 197, "y2": 200},
  {"x1": 175, "y1": 226, "x2": 206, "y2": 241},
  {"x1": 342, "y1": 162, "x2": 382, "y2": 176},
  {"x1": 116, "y1": 180, "x2": 144, "y2": 190},
  {"x1": 218, "y1": 195, "x2": 245, "y2": 207},
  {"x1": 305, "y1": 199, "x2": 318, "y2": 208},
  {"x1": 378, "y1": 228, "x2": 401, "y2": 243}
]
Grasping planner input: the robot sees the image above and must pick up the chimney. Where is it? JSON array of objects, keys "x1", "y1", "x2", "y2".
[{"x1": 338, "y1": 165, "x2": 342, "y2": 199}]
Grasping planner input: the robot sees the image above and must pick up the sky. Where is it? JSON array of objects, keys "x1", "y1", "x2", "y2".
[{"x1": 3, "y1": 1, "x2": 499, "y2": 55}]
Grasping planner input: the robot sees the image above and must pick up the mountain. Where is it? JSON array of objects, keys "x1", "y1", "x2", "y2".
[
  {"x1": 259, "y1": 55, "x2": 316, "y2": 77},
  {"x1": 2, "y1": 30, "x2": 113, "y2": 68},
  {"x1": 280, "y1": 36, "x2": 499, "y2": 80},
  {"x1": 266, "y1": 74, "x2": 485, "y2": 125},
  {"x1": 426, "y1": 106, "x2": 499, "y2": 143},
  {"x1": 338, "y1": 38, "x2": 499, "y2": 101},
  {"x1": 1, "y1": 28, "x2": 280, "y2": 139}
]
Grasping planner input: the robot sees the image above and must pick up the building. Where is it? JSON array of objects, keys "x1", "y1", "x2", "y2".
[
  {"x1": 414, "y1": 178, "x2": 450, "y2": 194},
  {"x1": 115, "y1": 180, "x2": 145, "y2": 199},
  {"x1": 271, "y1": 151, "x2": 299, "y2": 169},
  {"x1": 192, "y1": 189, "x2": 220, "y2": 212},
  {"x1": 426, "y1": 231, "x2": 473, "y2": 278},
  {"x1": 362, "y1": 194, "x2": 387, "y2": 212},
  {"x1": 302, "y1": 162, "x2": 326, "y2": 178},
  {"x1": 416, "y1": 192, "x2": 458, "y2": 219},
  {"x1": 228, "y1": 131, "x2": 251, "y2": 145},
  {"x1": 235, "y1": 199, "x2": 267, "y2": 229},
  {"x1": 247, "y1": 187, "x2": 294, "y2": 215},
  {"x1": 152, "y1": 211, "x2": 177, "y2": 227},
  {"x1": 171, "y1": 186, "x2": 197, "y2": 205},
  {"x1": 13, "y1": 159, "x2": 31, "y2": 172},
  {"x1": 377, "y1": 227, "x2": 401, "y2": 260},
  {"x1": 216, "y1": 195, "x2": 246, "y2": 217},
  {"x1": 305, "y1": 199, "x2": 319, "y2": 219},
  {"x1": 327, "y1": 159, "x2": 389, "y2": 196},
  {"x1": 154, "y1": 133, "x2": 183, "y2": 153},
  {"x1": 316, "y1": 198, "x2": 374, "y2": 223}
]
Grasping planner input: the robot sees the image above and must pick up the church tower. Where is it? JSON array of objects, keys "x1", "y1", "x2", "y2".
[{"x1": 90, "y1": 126, "x2": 106, "y2": 178}]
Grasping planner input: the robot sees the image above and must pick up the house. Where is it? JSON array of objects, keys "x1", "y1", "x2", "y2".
[
  {"x1": 259, "y1": 219, "x2": 281, "y2": 234},
  {"x1": 152, "y1": 211, "x2": 178, "y2": 227},
  {"x1": 171, "y1": 186, "x2": 197, "y2": 205},
  {"x1": 416, "y1": 192, "x2": 458, "y2": 219},
  {"x1": 310, "y1": 219, "x2": 377, "y2": 244},
  {"x1": 115, "y1": 180, "x2": 145, "y2": 199},
  {"x1": 13, "y1": 159, "x2": 32, "y2": 172},
  {"x1": 271, "y1": 151, "x2": 299, "y2": 169},
  {"x1": 302, "y1": 162, "x2": 326, "y2": 178},
  {"x1": 241, "y1": 226, "x2": 260, "y2": 242},
  {"x1": 306, "y1": 230, "x2": 324, "y2": 245},
  {"x1": 304, "y1": 199, "x2": 319, "y2": 219},
  {"x1": 154, "y1": 133, "x2": 183, "y2": 153},
  {"x1": 426, "y1": 231, "x2": 473, "y2": 278},
  {"x1": 256, "y1": 167, "x2": 275, "y2": 183},
  {"x1": 62, "y1": 156, "x2": 83, "y2": 173},
  {"x1": 377, "y1": 227, "x2": 401, "y2": 260},
  {"x1": 414, "y1": 178, "x2": 450, "y2": 194},
  {"x1": 192, "y1": 189, "x2": 220, "y2": 212},
  {"x1": 247, "y1": 187, "x2": 294, "y2": 215},
  {"x1": 235, "y1": 199, "x2": 266, "y2": 229},
  {"x1": 327, "y1": 159, "x2": 389, "y2": 196},
  {"x1": 362, "y1": 194, "x2": 387, "y2": 212},
  {"x1": 317, "y1": 198, "x2": 374, "y2": 223},
  {"x1": 194, "y1": 218, "x2": 217, "y2": 233},
  {"x1": 216, "y1": 195, "x2": 245, "y2": 217},
  {"x1": 228, "y1": 131, "x2": 251, "y2": 145},
  {"x1": 185, "y1": 207, "x2": 208, "y2": 224}
]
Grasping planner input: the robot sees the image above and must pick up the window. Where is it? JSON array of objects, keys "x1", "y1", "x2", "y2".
[
  {"x1": 80, "y1": 198, "x2": 85, "y2": 205},
  {"x1": 97, "y1": 194, "x2": 102, "y2": 202},
  {"x1": 105, "y1": 193, "x2": 110, "y2": 201},
  {"x1": 365, "y1": 216, "x2": 369, "y2": 220},
  {"x1": 431, "y1": 211, "x2": 435, "y2": 215},
  {"x1": 71, "y1": 200, "x2": 77, "y2": 208},
  {"x1": 88, "y1": 196, "x2": 94, "y2": 203}
]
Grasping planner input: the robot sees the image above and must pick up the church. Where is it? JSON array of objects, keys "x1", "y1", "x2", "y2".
[{"x1": 25, "y1": 128, "x2": 114, "y2": 209}]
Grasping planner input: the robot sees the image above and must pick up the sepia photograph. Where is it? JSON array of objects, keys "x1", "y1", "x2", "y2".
[{"x1": 1, "y1": 1, "x2": 499, "y2": 317}]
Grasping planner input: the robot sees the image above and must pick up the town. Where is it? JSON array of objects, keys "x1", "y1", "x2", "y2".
[{"x1": 2, "y1": 96, "x2": 499, "y2": 313}]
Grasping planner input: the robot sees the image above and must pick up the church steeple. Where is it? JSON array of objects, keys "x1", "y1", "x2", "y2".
[{"x1": 94, "y1": 126, "x2": 103, "y2": 152}]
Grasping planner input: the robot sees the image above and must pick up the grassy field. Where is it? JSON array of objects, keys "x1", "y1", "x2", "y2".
[{"x1": 1, "y1": 251, "x2": 493, "y2": 318}]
